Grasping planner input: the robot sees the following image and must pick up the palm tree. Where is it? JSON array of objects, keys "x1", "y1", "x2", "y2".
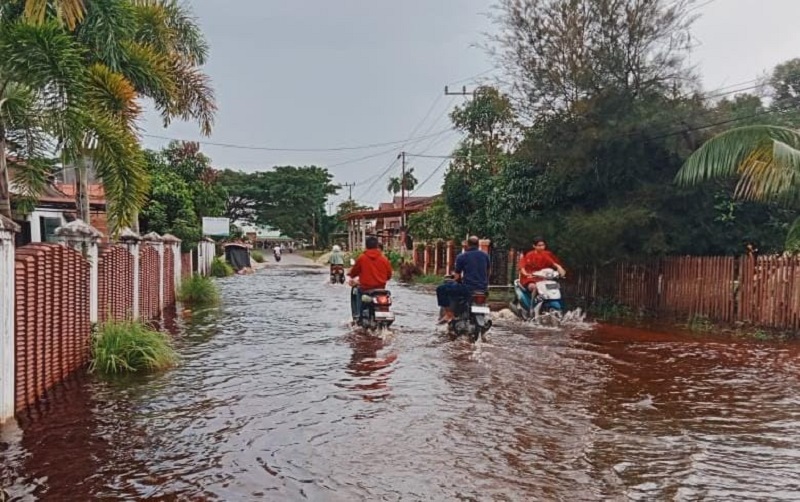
[
  {"x1": 0, "y1": 20, "x2": 86, "y2": 220},
  {"x1": 675, "y1": 125, "x2": 800, "y2": 248},
  {"x1": 387, "y1": 167, "x2": 419, "y2": 195}
]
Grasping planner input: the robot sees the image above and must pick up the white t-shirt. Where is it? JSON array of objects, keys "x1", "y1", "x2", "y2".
[{"x1": 273, "y1": 246, "x2": 281, "y2": 255}]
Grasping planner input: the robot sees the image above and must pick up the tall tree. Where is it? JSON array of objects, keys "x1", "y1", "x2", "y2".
[{"x1": 387, "y1": 167, "x2": 418, "y2": 195}]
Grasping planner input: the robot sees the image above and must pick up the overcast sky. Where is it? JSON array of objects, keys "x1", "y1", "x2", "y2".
[{"x1": 140, "y1": 0, "x2": 800, "y2": 210}]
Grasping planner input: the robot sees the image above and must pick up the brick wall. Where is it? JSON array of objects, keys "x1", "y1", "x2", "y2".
[
  {"x1": 14, "y1": 244, "x2": 89, "y2": 412},
  {"x1": 139, "y1": 245, "x2": 160, "y2": 320},
  {"x1": 98, "y1": 245, "x2": 134, "y2": 323},
  {"x1": 181, "y1": 252, "x2": 192, "y2": 278},
  {"x1": 164, "y1": 246, "x2": 175, "y2": 307}
]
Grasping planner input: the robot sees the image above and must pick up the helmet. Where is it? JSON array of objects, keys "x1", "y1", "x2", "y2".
[{"x1": 332, "y1": 245, "x2": 341, "y2": 252}]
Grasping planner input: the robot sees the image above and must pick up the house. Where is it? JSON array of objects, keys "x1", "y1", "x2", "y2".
[
  {"x1": 10, "y1": 163, "x2": 108, "y2": 246},
  {"x1": 342, "y1": 195, "x2": 437, "y2": 250},
  {"x1": 232, "y1": 221, "x2": 297, "y2": 249}
]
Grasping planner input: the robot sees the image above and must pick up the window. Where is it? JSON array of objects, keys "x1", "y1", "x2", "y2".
[{"x1": 40, "y1": 216, "x2": 62, "y2": 243}]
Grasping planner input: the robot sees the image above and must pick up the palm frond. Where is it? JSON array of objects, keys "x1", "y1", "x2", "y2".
[
  {"x1": 132, "y1": 0, "x2": 208, "y2": 65},
  {"x1": 23, "y1": 0, "x2": 85, "y2": 30},
  {"x1": 74, "y1": 0, "x2": 136, "y2": 70},
  {"x1": 9, "y1": 157, "x2": 54, "y2": 215},
  {"x1": 676, "y1": 125, "x2": 800, "y2": 204},
  {"x1": 119, "y1": 41, "x2": 176, "y2": 106},
  {"x1": 785, "y1": 215, "x2": 800, "y2": 253},
  {"x1": 159, "y1": 57, "x2": 215, "y2": 135},
  {"x1": 86, "y1": 63, "x2": 141, "y2": 130}
]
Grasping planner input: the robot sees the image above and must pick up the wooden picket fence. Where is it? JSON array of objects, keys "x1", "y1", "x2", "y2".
[{"x1": 562, "y1": 255, "x2": 800, "y2": 331}]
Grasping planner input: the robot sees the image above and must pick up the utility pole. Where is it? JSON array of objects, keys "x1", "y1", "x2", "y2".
[
  {"x1": 397, "y1": 151, "x2": 406, "y2": 228},
  {"x1": 342, "y1": 182, "x2": 356, "y2": 200},
  {"x1": 444, "y1": 85, "x2": 475, "y2": 97}
]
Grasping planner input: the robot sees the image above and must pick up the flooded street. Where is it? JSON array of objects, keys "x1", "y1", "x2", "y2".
[{"x1": 4, "y1": 258, "x2": 800, "y2": 501}]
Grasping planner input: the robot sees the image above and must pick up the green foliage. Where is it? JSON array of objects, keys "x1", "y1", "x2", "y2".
[
  {"x1": 209, "y1": 256, "x2": 234, "y2": 277},
  {"x1": 178, "y1": 274, "x2": 220, "y2": 306},
  {"x1": 408, "y1": 198, "x2": 459, "y2": 242},
  {"x1": 139, "y1": 143, "x2": 225, "y2": 251},
  {"x1": 399, "y1": 261, "x2": 423, "y2": 282},
  {"x1": 588, "y1": 299, "x2": 637, "y2": 322},
  {"x1": 412, "y1": 274, "x2": 443, "y2": 285},
  {"x1": 251, "y1": 250, "x2": 265, "y2": 263},
  {"x1": 384, "y1": 249, "x2": 403, "y2": 269},
  {"x1": 89, "y1": 320, "x2": 176, "y2": 375}
]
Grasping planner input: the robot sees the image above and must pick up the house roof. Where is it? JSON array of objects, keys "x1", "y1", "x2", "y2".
[
  {"x1": 8, "y1": 161, "x2": 107, "y2": 207},
  {"x1": 343, "y1": 195, "x2": 438, "y2": 220}
]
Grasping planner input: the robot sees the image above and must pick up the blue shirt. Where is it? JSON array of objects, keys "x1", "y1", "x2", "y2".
[{"x1": 455, "y1": 247, "x2": 490, "y2": 292}]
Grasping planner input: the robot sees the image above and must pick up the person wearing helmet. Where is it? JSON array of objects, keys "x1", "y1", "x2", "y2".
[{"x1": 329, "y1": 244, "x2": 345, "y2": 267}]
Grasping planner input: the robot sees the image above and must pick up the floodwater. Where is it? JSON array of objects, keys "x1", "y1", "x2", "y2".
[{"x1": 4, "y1": 257, "x2": 800, "y2": 501}]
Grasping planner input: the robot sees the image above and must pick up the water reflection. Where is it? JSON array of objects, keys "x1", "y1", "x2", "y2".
[{"x1": 338, "y1": 332, "x2": 397, "y2": 401}]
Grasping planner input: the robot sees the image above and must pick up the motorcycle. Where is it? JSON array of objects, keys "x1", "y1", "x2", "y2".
[
  {"x1": 330, "y1": 264, "x2": 346, "y2": 284},
  {"x1": 273, "y1": 251, "x2": 282, "y2": 262},
  {"x1": 509, "y1": 268, "x2": 564, "y2": 322},
  {"x1": 352, "y1": 287, "x2": 395, "y2": 331},
  {"x1": 448, "y1": 289, "x2": 493, "y2": 343}
]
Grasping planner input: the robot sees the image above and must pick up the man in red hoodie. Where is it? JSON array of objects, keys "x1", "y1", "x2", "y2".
[{"x1": 348, "y1": 236, "x2": 393, "y2": 319}]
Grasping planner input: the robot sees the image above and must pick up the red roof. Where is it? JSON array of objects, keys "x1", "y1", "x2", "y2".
[{"x1": 343, "y1": 195, "x2": 437, "y2": 220}]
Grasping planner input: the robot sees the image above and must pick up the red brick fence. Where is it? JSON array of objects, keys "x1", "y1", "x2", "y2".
[{"x1": 0, "y1": 218, "x2": 217, "y2": 423}]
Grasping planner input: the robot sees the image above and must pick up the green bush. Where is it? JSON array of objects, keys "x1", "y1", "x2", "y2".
[
  {"x1": 178, "y1": 274, "x2": 220, "y2": 306},
  {"x1": 399, "y1": 262, "x2": 422, "y2": 282},
  {"x1": 251, "y1": 250, "x2": 265, "y2": 263},
  {"x1": 385, "y1": 250, "x2": 403, "y2": 269},
  {"x1": 90, "y1": 320, "x2": 177, "y2": 375},
  {"x1": 210, "y1": 256, "x2": 234, "y2": 277}
]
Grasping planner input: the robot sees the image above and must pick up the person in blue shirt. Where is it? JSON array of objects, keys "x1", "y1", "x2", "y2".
[{"x1": 436, "y1": 235, "x2": 491, "y2": 323}]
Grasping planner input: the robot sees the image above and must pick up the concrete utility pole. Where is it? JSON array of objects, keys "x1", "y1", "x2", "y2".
[
  {"x1": 342, "y1": 182, "x2": 356, "y2": 200},
  {"x1": 397, "y1": 151, "x2": 406, "y2": 228},
  {"x1": 444, "y1": 85, "x2": 476, "y2": 97}
]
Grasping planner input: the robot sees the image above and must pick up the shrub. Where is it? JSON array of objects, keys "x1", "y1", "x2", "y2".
[
  {"x1": 385, "y1": 250, "x2": 403, "y2": 269},
  {"x1": 210, "y1": 256, "x2": 234, "y2": 277},
  {"x1": 399, "y1": 262, "x2": 422, "y2": 282},
  {"x1": 178, "y1": 274, "x2": 220, "y2": 306},
  {"x1": 90, "y1": 320, "x2": 177, "y2": 375},
  {"x1": 251, "y1": 250, "x2": 265, "y2": 263}
]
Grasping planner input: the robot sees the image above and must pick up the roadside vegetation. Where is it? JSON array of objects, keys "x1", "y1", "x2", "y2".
[
  {"x1": 178, "y1": 274, "x2": 221, "y2": 306},
  {"x1": 251, "y1": 250, "x2": 265, "y2": 263},
  {"x1": 209, "y1": 257, "x2": 234, "y2": 277},
  {"x1": 90, "y1": 321, "x2": 177, "y2": 375}
]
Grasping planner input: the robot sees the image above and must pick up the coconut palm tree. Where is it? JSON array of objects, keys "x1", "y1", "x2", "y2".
[
  {"x1": 675, "y1": 125, "x2": 800, "y2": 248},
  {"x1": 387, "y1": 167, "x2": 419, "y2": 195},
  {"x1": 20, "y1": 0, "x2": 86, "y2": 29}
]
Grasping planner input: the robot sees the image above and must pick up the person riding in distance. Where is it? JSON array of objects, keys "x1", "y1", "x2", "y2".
[
  {"x1": 519, "y1": 237, "x2": 566, "y2": 293},
  {"x1": 329, "y1": 245, "x2": 345, "y2": 267},
  {"x1": 436, "y1": 236, "x2": 490, "y2": 323},
  {"x1": 348, "y1": 236, "x2": 393, "y2": 319}
]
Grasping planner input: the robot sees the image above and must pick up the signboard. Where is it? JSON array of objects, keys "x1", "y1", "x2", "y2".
[{"x1": 202, "y1": 217, "x2": 230, "y2": 236}]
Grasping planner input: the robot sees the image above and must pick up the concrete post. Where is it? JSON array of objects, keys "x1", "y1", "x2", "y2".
[
  {"x1": 0, "y1": 215, "x2": 20, "y2": 424},
  {"x1": 446, "y1": 240, "x2": 455, "y2": 274},
  {"x1": 423, "y1": 244, "x2": 431, "y2": 275},
  {"x1": 162, "y1": 234, "x2": 182, "y2": 293},
  {"x1": 119, "y1": 228, "x2": 141, "y2": 319},
  {"x1": 433, "y1": 241, "x2": 440, "y2": 275},
  {"x1": 56, "y1": 219, "x2": 102, "y2": 324},
  {"x1": 142, "y1": 232, "x2": 165, "y2": 311}
]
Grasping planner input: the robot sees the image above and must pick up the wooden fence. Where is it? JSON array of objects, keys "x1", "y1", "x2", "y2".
[{"x1": 411, "y1": 244, "x2": 800, "y2": 331}]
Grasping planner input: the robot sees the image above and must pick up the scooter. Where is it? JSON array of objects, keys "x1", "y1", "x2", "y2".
[
  {"x1": 448, "y1": 289, "x2": 492, "y2": 343},
  {"x1": 274, "y1": 251, "x2": 282, "y2": 262},
  {"x1": 509, "y1": 268, "x2": 564, "y2": 322},
  {"x1": 352, "y1": 287, "x2": 395, "y2": 331},
  {"x1": 330, "y1": 264, "x2": 346, "y2": 284}
]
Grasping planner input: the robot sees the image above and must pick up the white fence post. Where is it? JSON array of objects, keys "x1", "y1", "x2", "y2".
[
  {"x1": 119, "y1": 228, "x2": 141, "y2": 320},
  {"x1": 55, "y1": 220, "x2": 103, "y2": 324},
  {"x1": 162, "y1": 234, "x2": 182, "y2": 295},
  {"x1": 142, "y1": 232, "x2": 165, "y2": 312},
  {"x1": 0, "y1": 216, "x2": 19, "y2": 424}
]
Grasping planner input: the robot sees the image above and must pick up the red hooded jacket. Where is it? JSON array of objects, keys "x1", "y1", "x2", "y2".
[{"x1": 348, "y1": 248, "x2": 393, "y2": 290}]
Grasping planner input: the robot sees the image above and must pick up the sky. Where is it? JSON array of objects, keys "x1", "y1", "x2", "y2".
[{"x1": 140, "y1": 0, "x2": 800, "y2": 211}]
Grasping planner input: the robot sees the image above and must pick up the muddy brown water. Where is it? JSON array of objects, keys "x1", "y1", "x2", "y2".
[{"x1": 3, "y1": 263, "x2": 800, "y2": 501}]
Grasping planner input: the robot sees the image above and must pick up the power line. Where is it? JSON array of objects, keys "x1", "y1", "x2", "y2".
[
  {"x1": 140, "y1": 127, "x2": 452, "y2": 153},
  {"x1": 410, "y1": 157, "x2": 450, "y2": 195}
]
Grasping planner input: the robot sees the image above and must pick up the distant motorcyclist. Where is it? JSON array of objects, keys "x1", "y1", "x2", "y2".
[
  {"x1": 436, "y1": 236, "x2": 490, "y2": 323},
  {"x1": 329, "y1": 245, "x2": 345, "y2": 267},
  {"x1": 519, "y1": 237, "x2": 566, "y2": 292},
  {"x1": 348, "y1": 236, "x2": 393, "y2": 319}
]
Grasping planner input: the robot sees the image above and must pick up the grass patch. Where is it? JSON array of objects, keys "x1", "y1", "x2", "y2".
[
  {"x1": 588, "y1": 298, "x2": 637, "y2": 322},
  {"x1": 178, "y1": 274, "x2": 220, "y2": 306},
  {"x1": 413, "y1": 274, "x2": 445, "y2": 285},
  {"x1": 210, "y1": 256, "x2": 234, "y2": 277},
  {"x1": 686, "y1": 315, "x2": 713, "y2": 333},
  {"x1": 251, "y1": 250, "x2": 265, "y2": 263},
  {"x1": 90, "y1": 320, "x2": 177, "y2": 375}
]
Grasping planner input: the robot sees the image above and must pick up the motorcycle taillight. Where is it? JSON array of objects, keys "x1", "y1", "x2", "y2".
[
  {"x1": 472, "y1": 293, "x2": 487, "y2": 304},
  {"x1": 374, "y1": 295, "x2": 391, "y2": 305}
]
